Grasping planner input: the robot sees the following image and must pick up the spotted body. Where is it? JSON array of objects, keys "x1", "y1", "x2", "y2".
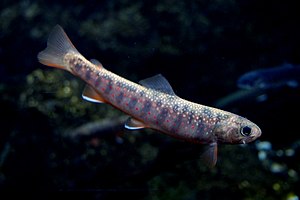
[{"x1": 38, "y1": 25, "x2": 261, "y2": 167}]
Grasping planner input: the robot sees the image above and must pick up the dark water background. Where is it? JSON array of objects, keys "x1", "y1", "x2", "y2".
[{"x1": 1, "y1": 1, "x2": 300, "y2": 199}]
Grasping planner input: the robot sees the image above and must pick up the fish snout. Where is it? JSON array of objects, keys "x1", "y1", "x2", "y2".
[{"x1": 243, "y1": 124, "x2": 261, "y2": 144}]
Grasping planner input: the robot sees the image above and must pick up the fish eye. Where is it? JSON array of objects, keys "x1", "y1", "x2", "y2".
[{"x1": 240, "y1": 126, "x2": 252, "y2": 137}]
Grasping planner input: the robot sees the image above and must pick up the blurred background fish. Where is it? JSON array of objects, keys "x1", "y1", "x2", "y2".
[{"x1": 237, "y1": 63, "x2": 300, "y2": 90}]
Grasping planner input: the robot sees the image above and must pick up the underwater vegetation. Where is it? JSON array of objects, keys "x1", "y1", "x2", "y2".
[{"x1": 1, "y1": 0, "x2": 300, "y2": 199}]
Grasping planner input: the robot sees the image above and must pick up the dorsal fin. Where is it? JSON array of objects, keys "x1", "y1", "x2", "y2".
[{"x1": 139, "y1": 74, "x2": 176, "y2": 95}]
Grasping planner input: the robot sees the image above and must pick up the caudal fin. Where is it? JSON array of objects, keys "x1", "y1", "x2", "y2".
[{"x1": 37, "y1": 25, "x2": 79, "y2": 70}]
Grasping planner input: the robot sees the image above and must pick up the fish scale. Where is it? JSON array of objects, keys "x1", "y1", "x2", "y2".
[
  {"x1": 37, "y1": 25, "x2": 261, "y2": 167},
  {"x1": 75, "y1": 59, "x2": 220, "y2": 139}
]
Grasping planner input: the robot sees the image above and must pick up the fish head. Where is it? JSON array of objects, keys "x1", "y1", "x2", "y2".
[{"x1": 215, "y1": 115, "x2": 261, "y2": 144}]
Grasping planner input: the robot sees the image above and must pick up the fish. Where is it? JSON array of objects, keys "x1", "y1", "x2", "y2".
[
  {"x1": 37, "y1": 25, "x2": 261, "y2": 167},
  {"x1": 237, "y1": 63, "x2": 300, "y2": 90},
  {"x1": 214, "y1": 89, "x2": 266, "y2": 109}
]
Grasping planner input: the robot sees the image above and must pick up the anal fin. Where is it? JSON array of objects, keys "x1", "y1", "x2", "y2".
[{"x1": 82, "y1": 84, "x2": 106, "y2": 103}]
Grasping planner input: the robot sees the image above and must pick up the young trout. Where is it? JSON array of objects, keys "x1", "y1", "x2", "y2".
[{"x1": 38, "y1": 25, "x2": 261, "y2": 167}]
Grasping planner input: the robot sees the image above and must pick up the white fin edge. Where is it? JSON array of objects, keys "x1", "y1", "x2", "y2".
[
  {"x1": 124, "y1": 124, "x2": 145, "y2": 130},
  {"x1": 82, "y1": 94, "x2": 104, "y2": 103}
]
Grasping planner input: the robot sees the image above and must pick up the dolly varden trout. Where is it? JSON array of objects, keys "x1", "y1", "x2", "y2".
[{"x1": 38, "y1": 25, "x2": 261, "y2": 167}]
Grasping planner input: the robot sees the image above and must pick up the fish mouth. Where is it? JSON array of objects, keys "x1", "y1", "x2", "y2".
[
  {"x1": 242, "y1": 125, "x2": 262, "y2": 144},
  {"x1": 241, "y1": 135, "x2": 258, "y2": 144}
]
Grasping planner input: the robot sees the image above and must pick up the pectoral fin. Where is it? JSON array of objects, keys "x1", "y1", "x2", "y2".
[
  {"x1": 200, "y1": 142, "x2": 218, "y2": 168},
  {"x1": 82, "y1": 84, "x2": 107, "y2": 103}
]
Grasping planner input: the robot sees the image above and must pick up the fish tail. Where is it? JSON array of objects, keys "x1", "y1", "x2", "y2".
[{"x1": 37, "y1": 25, "x2": 80, "y2": 71}]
